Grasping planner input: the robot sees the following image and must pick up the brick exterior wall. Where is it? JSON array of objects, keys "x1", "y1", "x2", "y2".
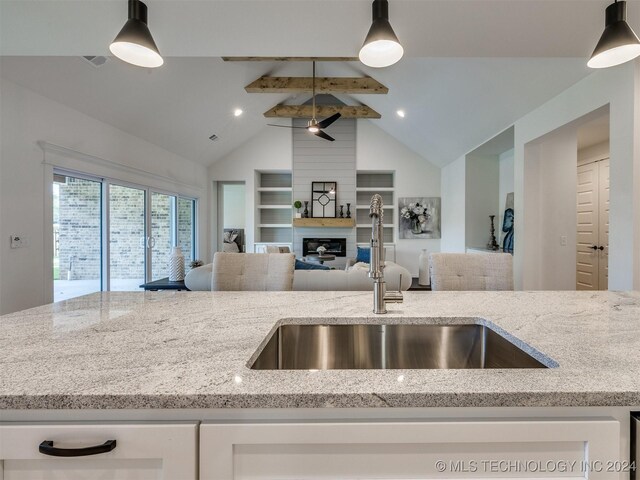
[{"x1": 57, "y1": 179, "x2": 194, "y2": 281}]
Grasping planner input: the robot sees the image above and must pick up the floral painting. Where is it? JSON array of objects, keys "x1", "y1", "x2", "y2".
[{"x1": 399, "y1": 197, "x2": 441, "y2": 239}]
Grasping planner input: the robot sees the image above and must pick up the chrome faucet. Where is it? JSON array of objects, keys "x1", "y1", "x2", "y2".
[{"x1": 369, "y1": 194, "x2": 403, "y2": 314}]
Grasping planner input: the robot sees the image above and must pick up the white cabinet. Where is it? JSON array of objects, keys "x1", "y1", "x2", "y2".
[
  {"x1": 200, "y1": 418, "x2": 620, "y2": 480},
  {"x1": 0, "y1": 422, "x2": 197, "y2": 480}
]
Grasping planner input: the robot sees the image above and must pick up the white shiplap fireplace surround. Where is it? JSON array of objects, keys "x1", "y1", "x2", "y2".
[{"x1": 292, "y1": 117, "x2": 357, "y2": 264}]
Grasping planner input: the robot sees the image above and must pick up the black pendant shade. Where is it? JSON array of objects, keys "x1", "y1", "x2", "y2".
[
  {"x1": 359, "y1": 0, "x2": 404, "y2": 68},
  {"x1": 588, "y1": 1, "x2": 640, "y2": 69},
  {"x1": 110, "y1": 0, "x2": 163, "y2": 68}
]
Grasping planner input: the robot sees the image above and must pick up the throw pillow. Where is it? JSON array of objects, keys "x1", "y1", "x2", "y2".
[
  {"x1": 356, "y1": 246, "x2": 371, "y2": 263},
  {"x1": 295, "y1": 259, "x2": 330, "y2": 270}
]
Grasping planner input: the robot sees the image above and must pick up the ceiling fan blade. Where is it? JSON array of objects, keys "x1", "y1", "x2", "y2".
[
  {"x1": 317, "y1": 113, "x2": 341, "y2": 130},
  {"x1": 314, "y1": 130, "x2": 335, "y2": 142},
  {"x1": 266, "y1": 124, "x2": 307, "y2": 129}
]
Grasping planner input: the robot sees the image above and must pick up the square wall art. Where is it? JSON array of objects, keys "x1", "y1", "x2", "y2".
[{"x1": 399, "y1": 197, "x2": 441, "y2": 239}]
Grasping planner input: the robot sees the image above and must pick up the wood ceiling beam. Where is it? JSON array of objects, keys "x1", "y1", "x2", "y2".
[
  {"x1": 222, "y1": 56, "x2": 358, "y2": 62},
  {"x1": 264, "y1": 105, "x2": 381, "y2": 119},
  {"x1": 246, "y1": 76, "x2": 388, "y2": 94}
]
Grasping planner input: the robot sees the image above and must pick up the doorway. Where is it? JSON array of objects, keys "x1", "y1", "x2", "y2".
[
  {"x1": 576, "y1": 114, "x2": 610, "y2": 290},
  {"x1": 217, "y1": 182, "x2": 246, "y2": 253}
]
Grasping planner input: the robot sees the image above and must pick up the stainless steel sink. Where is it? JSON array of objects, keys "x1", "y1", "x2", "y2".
[{"x1": 250, "y1": 323, "x2": 548, "y2": 370}]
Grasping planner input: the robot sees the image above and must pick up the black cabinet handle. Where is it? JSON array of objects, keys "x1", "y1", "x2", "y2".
[
  {"x1": 590, "y1": 245, "x2": 598, "y2": 250},
  {"x1": 598, "y1": 246, "x2": 605, "y2": 251},
  {"x1": 39, "y1": 439, "x2": 116, "y2": 457}
]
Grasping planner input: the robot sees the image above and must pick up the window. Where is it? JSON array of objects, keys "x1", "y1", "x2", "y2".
[{"x1": 53, "y1": 170, "x2": 198, "y2": 301}]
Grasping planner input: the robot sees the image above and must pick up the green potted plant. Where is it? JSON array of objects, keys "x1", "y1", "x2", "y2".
[{"x1": 293, "y1": 200, "x2": 302, "y2": 218}]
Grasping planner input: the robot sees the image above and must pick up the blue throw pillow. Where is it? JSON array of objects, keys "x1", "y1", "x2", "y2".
[
  {"x1": 356, "y1": 246, "x2": 371, "y2": 263},
  {"x1": 295, "y1": 259, "x2": 330, "y2": 270}
]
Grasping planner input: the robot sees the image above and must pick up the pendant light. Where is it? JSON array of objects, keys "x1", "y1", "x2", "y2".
[
  {"x1": 588, "y1": 0, "x2": 640, "y2": 69},
  {"x1": 359, "y1": 0, "x2": 404, "y2": 68},
  {"x1": 109, "y1": 0, "x2": 163, "y2": 68}
]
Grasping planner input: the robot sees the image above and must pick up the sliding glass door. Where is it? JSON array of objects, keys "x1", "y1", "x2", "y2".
[
  {"x1": 109, "y1": 184, "x2": 146, "y2": 291},
  {"x1": 53, "y1": 174, "x2": 103, "y2": 302},
  {"x1": 53, "y1": 170, "x2": 197, "y2": 300}
]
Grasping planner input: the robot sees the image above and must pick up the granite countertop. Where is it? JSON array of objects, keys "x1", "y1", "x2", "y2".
[{"x1": 1, "y1": 290, "x2": 639, "y2": 409}]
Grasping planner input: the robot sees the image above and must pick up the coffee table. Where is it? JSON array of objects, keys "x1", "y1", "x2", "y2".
[{"x1": 307, "y1": 254, "x2": 336, "y2": 265}]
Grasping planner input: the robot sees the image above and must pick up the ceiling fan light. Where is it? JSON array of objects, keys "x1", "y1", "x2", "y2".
[
  {"x1": 588, "y1": 1, "x2": 640, "y2": 69},
  {"x1": 359, "y1": 0, "x2": 404, "y2": 68},
  {"x1": 110, "y1": 0, "x2": 163, "y2": 68},
  {"x1": 308, "y1": 126, "x2": 320, "y2": 133}
]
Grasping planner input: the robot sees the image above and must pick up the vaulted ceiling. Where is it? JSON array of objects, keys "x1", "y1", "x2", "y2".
[{"x1": 1, "y1": 0, "x2": 624, "y2": 166}]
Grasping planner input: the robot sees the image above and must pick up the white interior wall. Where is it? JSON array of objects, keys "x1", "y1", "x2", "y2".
[
  {"x1": 208, "y1": 126, "x2": 293, "y2": 254},
  {"x1": 0, "y1": 79, "x2": 209, "y2": 315},
  {"x1": 465, "y1": 155, "x2": 500, "y2": 249},
  {"x1": 514, "y1": 62, "x2": 639, "y2": 291},
  {"x1": 222, "y1": 184, "x2": 246, "y2": 229},
  {"x1": 578, "y1": 140, "x2": 610, "y2": 165},
  {"x1": 356, "y1": 121, "x2": 441, "y2": 275},
  {"x1": 498, "y1": 149, "x2": 515, "y2": 243},
  {"x1": 524, "y1": 127, "x2": 578, "y2": 290},
  {"x1": 440, "y1": 155, "x2": 466, "y2": 252}
]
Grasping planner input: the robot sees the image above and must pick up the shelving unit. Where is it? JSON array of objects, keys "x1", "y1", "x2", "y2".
[
  {"x1": 256, "y1": 171, "x2": 293, "y2": 247},
  {"x1": 356, "y1": 171, "x2": 396, "y2": 244}
]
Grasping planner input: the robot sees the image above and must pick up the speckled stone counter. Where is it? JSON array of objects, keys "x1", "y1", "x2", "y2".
[{"x1": 1, "y1": 290, "x2": 639, "y2": 409}]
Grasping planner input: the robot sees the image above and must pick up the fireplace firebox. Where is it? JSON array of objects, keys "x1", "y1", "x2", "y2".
[{"x1": 303, "y1": 238, "x2": 347, "y2": 257}]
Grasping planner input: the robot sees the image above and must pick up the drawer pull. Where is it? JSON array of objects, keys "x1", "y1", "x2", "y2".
[{"x1": 39, "y1": 439, "x2": 116, "y2": 457}]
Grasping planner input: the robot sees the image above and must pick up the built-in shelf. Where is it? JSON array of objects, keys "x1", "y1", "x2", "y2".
[
  {"x1": 356, "y1": 224, "x2": 394, "y2": 228},
  {"x1": 257, "y1": 171, "x2": 293, "y2": 244},
  {"x1": 293, "y1": 218, "x2": 356, "y2": 228},
  {"x1": 355, "y1": 205, "x2": 394, "y2": 209},
  {"x1": 355, "y1": 187, "x2": 394, "y2": 192},
  {"x1": 256, "y1": 187, "x2": 292, "y2": 192}
]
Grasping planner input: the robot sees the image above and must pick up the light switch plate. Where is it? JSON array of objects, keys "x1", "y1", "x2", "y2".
[{"x1": 560, "y1": 235, "x2": 567, "y2": 246}]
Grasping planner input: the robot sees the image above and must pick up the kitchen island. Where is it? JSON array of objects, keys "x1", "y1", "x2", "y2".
[{"x1": 1, "y1": 290, "x2": 639, "y2": 479}]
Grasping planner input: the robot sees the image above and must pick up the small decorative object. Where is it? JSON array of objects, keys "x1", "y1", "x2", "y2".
[
  {"x1": 316, "y1": 245, "x2": 327, "y2": 256},
  {"x1": 311, "y1": 181, "x2": 337, "y2": 218},
  {"x1": 339, "y1": 205, "x2": 344, "y2": 218},
  {"x1": 293, "y1": 200, "x2": 302, "y2": 218},
  {"x1": 189, "y1": 259, "x2": 204, "y2": 270},
  {"x1": 487, "y1": 215, "x2": 500, "y2": 251},
  {"x1": 223, "y1": 229, "x2": 243, "y2": 253},
  {"x1": 169, "y1": 246, "x2": 185, "y2": 281},
  {"x1": 399, "y1": 197, "x2": 441, "y2": 239},
  {"x1": 346, "y1": 203, "x2": 351, "y2": 218},
  {"x1": 418, "y1": 249, "x2": 429, "y2": 286},
  {"x1": 303, "y1": 201, "x2": 309, "y2": 218},
  {"x1": 502, "y1": 208, "x2": 514, "y2": 254}
]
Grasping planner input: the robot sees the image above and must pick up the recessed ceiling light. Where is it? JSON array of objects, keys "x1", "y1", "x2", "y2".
[
  {"x1": 396, "y1": 110, "x2": 406, "y2": 118},
  {"x1": 233, "y1": 108, "x2": 243, "y2": 117}
]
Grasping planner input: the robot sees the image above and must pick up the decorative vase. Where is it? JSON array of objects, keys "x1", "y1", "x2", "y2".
[
  {"x1": 303, "y1": 201, "x2": 309, "y2": 218},
  {"x1": 169, "y1": 246, "x2": 185, "y2": 281},
  {"x1": 418, "y1": 249, "x2": 429, "y2": 286},
  {"x1": 411, "y1": 217, "x2": 422, "y2": 234},
  {"x1": 295, "y1": 211, "x2": 302, "y2": 219},
  {"x1": 339, "y1": 205, "x2": 344, "y2": 218},
  {"x1": 346, "y1": 203, "x2": 351, "y2": 218}
]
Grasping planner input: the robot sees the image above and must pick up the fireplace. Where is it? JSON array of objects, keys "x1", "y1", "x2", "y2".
[{"x1": 303, "y1": 238, "x2": 347, "y2": 257}]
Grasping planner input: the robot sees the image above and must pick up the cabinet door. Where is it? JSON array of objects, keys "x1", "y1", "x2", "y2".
[
  {"x1": 0, "y1": 422, "x2": 197, "y2": 480},
  {"x1": 201, "y1": 418, "x2": 619, "y2": 480}
]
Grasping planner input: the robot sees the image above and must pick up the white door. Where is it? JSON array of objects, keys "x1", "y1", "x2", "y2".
[
  {"x1": 598, "y1": 159, "x2": 610, "y2": 290},
  {"x1": 576, "y1": 159, "x2": 609, "y2": 290},
  {"x1": 576, "y1": 162, "x2": 599, "y2": 290},
  {"x1": 0, "y1": 422, "x2": 197, "y2": 480}
]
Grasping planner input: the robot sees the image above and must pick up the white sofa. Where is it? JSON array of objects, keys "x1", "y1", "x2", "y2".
[{"x1": 185, "y1": 261, "x2": 412, "y2": 292}]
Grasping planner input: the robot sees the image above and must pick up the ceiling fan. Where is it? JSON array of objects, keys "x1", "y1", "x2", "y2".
[{"x1": 267, "y1": 61, "x2": 341, "y2": 141}]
